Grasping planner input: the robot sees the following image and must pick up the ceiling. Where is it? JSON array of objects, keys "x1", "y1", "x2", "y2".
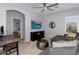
[{"x1": 6, "y1": 3, "x2": 79, "y2": 16}]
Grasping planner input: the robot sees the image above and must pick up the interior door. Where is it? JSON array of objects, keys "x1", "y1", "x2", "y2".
[{"x1": 13, "y1": 18, "x2": 21, "y2": 38}]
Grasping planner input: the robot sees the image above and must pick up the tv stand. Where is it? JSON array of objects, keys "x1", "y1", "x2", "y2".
[{"x1": 31, "y1": 31, "x2": 44, "y2": 41}]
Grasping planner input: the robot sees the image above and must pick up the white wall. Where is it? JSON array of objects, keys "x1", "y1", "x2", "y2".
[
  {"x1": 42, "y1": 7, "x2": 79, "y2": 39},
  {"x1": 0, "y1": 5, "x2": 6, "y2": 35},
  {"x1": 2, "y1": 3, "x2": 79, "y2": 41},
  {"x1": 0, "y1": 4, "x2": 43, "y2": 41}
]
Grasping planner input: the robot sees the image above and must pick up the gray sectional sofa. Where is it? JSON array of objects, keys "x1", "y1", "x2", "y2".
[
  {"x1": 39, "y1": 35, "x2": 79, "y2": 55},
  {"x1": 39, "y1": 46, "x2": 79, "y2": 55}
]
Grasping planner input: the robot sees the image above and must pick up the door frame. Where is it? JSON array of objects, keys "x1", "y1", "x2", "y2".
[{"x1": 12, "y1": 17, "x2": 23, "y2": 38}]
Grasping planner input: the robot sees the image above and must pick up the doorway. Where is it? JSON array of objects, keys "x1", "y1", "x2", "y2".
[{"x1": 13, "y1": 18, "x2": 22, "y2": 38}]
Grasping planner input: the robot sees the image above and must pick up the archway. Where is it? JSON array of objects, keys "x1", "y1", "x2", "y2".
[{"x1": 6, "y1": 10, "x2": 25, "y2": 40}]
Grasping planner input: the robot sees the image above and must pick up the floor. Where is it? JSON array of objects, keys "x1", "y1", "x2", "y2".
[
  {"x1": 0, "y1": 40, "x2": 43, "y2": 55},
  {"x1": 1, "y1": 40, "x2": 79, "y2": 55},
  {"x1": 15, "y1": 40, "x2": 79, "y2": 55},
  {"x1": 18, "y1": 41, "x2": 43, "y2": 55}
]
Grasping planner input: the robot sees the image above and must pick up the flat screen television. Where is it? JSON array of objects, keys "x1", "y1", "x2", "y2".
[{"x1": 0, "y1": 26, "x2": 4, "y2": 34}]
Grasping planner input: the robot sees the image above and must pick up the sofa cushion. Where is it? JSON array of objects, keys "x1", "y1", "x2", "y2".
[
  {"x1": 49, "y1": 47, "x2": 77, "y2": 55},
  {"x1": 52, "y1": 40, "x2": 77, "y2": 48}
]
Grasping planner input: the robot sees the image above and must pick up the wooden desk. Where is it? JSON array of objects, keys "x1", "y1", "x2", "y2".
[{"x1": 0, "y1": 35, "x2": 19, "y2": 55}]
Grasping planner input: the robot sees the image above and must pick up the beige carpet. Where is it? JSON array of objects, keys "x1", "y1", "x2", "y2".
[{"x1": 18, "y1": 41, "x2": 42, "y2": 55}]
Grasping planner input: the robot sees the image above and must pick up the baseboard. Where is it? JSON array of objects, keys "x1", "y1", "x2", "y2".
[{"x1": 24, "y1": 39, "x2": 30, "y2": 42}]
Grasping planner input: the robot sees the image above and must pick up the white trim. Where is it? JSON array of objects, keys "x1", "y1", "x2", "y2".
[{"x1": 12, "y1": 17, "x2": 23, "y2": 38}]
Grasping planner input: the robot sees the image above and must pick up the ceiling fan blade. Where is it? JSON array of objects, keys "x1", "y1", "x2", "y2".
[
  {"x1": 48, "y1": 3, "x2": 59, "y2": 7},
  {"x1": 43, "y1": 3, "x2": 46, "y2": 7},
  {"x1": 41, "y1": 8, "x2": 45, "y2": 12},
  {"x1": 55, "y1": 5, "x2": 59, "y2": 8},
  {"x1": 47, "y1": 8, "x2": 53, "y2": 11}
]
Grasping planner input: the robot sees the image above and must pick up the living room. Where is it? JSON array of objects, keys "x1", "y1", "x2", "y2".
[{"x1": 0, "y1": 3, "x2": 79, "y2": 55}]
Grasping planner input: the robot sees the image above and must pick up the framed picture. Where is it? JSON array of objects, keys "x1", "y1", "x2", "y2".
[{"x1": 31, "y1": 20, "x2": 41, "y2": 29}]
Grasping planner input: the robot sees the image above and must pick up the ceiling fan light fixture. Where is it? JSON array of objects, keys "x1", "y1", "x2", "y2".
[
  {"x1": 44, "y1": 7, "x2": 47, "y2": 10},
  {"x1": 33, "y1": 3, "x2": 59, "y2": 12}
]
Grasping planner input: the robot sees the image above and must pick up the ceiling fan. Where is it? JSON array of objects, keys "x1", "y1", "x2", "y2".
[{"x1": 33, "y1": 3, "x2": 59, "y2": 12}]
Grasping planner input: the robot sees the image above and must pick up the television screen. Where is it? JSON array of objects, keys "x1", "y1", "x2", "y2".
[
  {"x1": 0, "y1": 26, "x2": 4, "y2": 34},
  {"x1": 31, "y1": 21, "x2": 41, "y2": 29}
]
